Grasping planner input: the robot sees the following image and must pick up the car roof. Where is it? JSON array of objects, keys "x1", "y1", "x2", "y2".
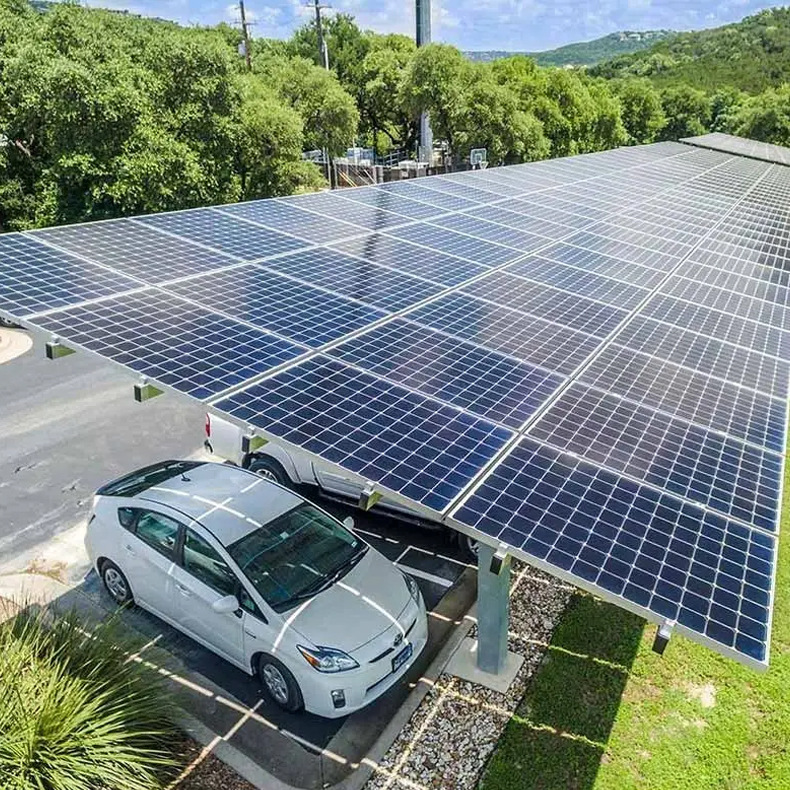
[{"x1": 132, "y1": 462, "x2": 303, "y2": 546}]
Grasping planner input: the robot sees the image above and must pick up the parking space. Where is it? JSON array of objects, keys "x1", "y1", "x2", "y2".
[{"x1": 2, "y1": 333, "x2": 477, "y2": 788}]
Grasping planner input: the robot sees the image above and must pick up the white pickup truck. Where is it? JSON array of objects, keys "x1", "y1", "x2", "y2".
[{"x1": 204, "y1": 412, "x2": 478, "y2": 560}]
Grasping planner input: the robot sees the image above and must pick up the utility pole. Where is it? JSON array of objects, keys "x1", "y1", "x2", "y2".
[
  {"x1": 309, "y1": 0, "x2": 333, "y2": 186},
  {"x1": 313, "y1": 0, "x2": 329, "y2": 70},
  {"x1": 239, "y1": 0, "x2": 252, "y2": 71},
  {"x1": 415, "y1": 0, "x2": 433, "y2": 164}
]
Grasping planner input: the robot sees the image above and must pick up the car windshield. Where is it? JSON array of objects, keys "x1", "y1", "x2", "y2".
[{"x1": 227, "y1": 502, "x2": 364, "y2": 612}]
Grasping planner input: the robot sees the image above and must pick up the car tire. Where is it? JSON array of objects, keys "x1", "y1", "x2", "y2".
[
  {"x1": 258, "y1": 655, "x2": 304, "y2": 713},
  {"x1": 249, "y1": 457, "x2": 292, "y2": 489},
  {"x1": 455, "y1": 531, "x2": 480, "y2": 563},
  {"x1": 100, "y1": 560, "x2": 134, "y2": 606}
]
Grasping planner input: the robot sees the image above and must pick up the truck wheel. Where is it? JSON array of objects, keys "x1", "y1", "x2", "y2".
[
  {"x1": 249, "y1": 457, "x2": 292, "y2": 488},
  {"x1": 455, "y1": 532, "x2": 480, "y2": 563}
]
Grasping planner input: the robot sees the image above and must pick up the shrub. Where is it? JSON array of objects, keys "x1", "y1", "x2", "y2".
[{"x1": 0, "y1": 608, "x2": 177, "y2": 790}]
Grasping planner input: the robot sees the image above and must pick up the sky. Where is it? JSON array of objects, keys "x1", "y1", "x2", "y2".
[{"x1": 86, "y1": 0, "x2": 783, "y2": 51}]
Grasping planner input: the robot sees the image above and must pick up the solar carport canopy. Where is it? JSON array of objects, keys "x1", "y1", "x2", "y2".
[
  {"x1": 1, "y1": 140, "x2": 787, "y2": 670},
  {"x1": 682, "y1": 132, "x2": 790, "y2": 167}
]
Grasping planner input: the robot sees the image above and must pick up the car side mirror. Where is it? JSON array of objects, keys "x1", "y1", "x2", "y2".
[
  {"x1": 343, "y1": 516, "x2": 355, "y2": 530},
  {"x1": 212, "y1": 594, "x2": 240, "y2": 615}
]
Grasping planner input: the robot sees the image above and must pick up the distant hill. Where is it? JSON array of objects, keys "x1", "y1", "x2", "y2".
[
  {"x1": 590, "y1": 7, "x2": 790, "y2": 92},
  {"x1": 465, "y1": 30, "x2": 674, "y2": 67}
]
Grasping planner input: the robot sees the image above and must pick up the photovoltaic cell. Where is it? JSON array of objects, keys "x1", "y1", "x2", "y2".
[
  {"x1": 332, "y1": 186, "x2": 445, "y2": 220},
  {"x1": 390, "y1": 222, "x2": 523, "y2": 267},
  {"x1": 563, "y1": 230, "x2": 681, "y2": 270},
  {"x1": 612, "y1": 315, "x2": 790, "y2": 398},
  {"x1": 327, "y1": 318, "x2": 565, "y2": 428},
  {"x1": 528, "y1": 383, "x2": 782, "y2": 532},
  {"x1": 378, "y1": 181, "x2": 482, "y2": 211},
  {"x1": 0, "y1": 234, "x2": 140, "y2": 318},
  {"x1": 661, "y1": 276, "x2": 790, "y2": 330},
  {"x1": 281, "y1": 191, "x2": 414, "y2": 230},
  {"x1": 452, "y1": 437, "x2": 775, "y2": 664},
  {"x1": 429, "y1": 213, "x2": 549, "y2": 254},
  {"x1": 579, "y1": 345, "x2": 787, "y2": 453},
  {"x1": 32, "y1": 219, "x2": 235, "y2": 283},
  {"x1": 213, "y1": 355, "x2": 513, "y2": 511},
  {"x1": 261, "y1": 247, "x2": 445, "y2": 311},
  {"x1": 219, "y1": 200, "x2": 365, "y2": 243},
  {"x1": 327, "y1": 233, "x2": 488, "y2": 286},
  {"x1": 30, "y1": 291, "x2": 304, "y2": 400},
  {"x1": 641, "y1": 294, "x2": 790, "y2": 359},
  {"x1": 675, "y1": 261, "x2": 790, "y2": 309},
  {"x1": 407, "y1": 291, "x2": 602, "y2": 376},
  {"x1": 134, "y1": 209, "x2": 305, "y2": 261},
  {"x1": 505, "y1": 256, "x2": 649, "y2": 309},
  {"x1": 682, "y1": 133, "x2": 790, "y2": 166},
  {"x1": 165, "y1": 265, "x2": 387, "y2": 348},
  {"x1": 461, "y1": 271, "x2": 629, "y2": 337}
]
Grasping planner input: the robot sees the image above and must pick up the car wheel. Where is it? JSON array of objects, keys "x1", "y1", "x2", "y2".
[
  {"x1": 101, "y1": 560, "x2": 134, "y2": 606},
  {"x1": 456, "y1": 532, "x2": 480, "y2": 563},
  {"x1": 258, "y1": 655, "x2": 304, "y2": 713},
  {"x1": 249, "y1": 457, "x2": 291, "y2": 488}
]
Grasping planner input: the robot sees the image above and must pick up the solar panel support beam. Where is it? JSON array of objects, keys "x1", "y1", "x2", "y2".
[
  {"x1": 476, "y1": 543, "x2": 511, "y2": 675},
  {"x1": 45, "y1": 336, "x2": 75, "y2": 360}
]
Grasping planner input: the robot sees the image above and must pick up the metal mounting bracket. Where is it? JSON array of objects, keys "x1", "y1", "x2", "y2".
[
  {"x1": 133, "y1": 377, "x2": 163, "y2": 403},
  {"x1": 358, "y1": 481, "x2": 383, "y2": 511},
  {"x1": 652, "y1": 620, "x2": 675, "y2": 656},
  {"x1": 45, "y1": 335, "x2": 75, "y2": 360}
]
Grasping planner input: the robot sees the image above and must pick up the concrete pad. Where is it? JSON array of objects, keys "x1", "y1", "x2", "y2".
[
  {"x1": 0, "y1": 328, "x2": 32, "y2": 365},
  {"x1": 445, "y1": 636, "x2": 524, "y2": 694}
]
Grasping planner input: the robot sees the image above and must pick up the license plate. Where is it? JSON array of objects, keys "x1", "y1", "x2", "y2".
[{"x1": 392, "y1": 643, "x2": 413, "y2": 673}]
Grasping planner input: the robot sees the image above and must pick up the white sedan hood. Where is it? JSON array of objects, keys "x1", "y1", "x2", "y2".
[{"x1": 287, "y1": 548, "x2": 412, "y2": 653}]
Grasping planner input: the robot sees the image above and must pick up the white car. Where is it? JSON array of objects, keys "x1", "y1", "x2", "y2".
[
  {"x1": 85, "y1": 460, "x2": 428, "y2": 718},
  {"x1": 204, "y1": 412, "x2": 479, "y2": 559}
]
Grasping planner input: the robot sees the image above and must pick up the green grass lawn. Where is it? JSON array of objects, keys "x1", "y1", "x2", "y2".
[{"x1": 480, "y1": 466, "x2": 790, "y2": 790}]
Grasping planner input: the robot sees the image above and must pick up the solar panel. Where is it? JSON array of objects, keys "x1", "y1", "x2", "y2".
[
  {"x1": 327, "y1": 233, "x2": 488, "y2": 286},
  {"x1": 326, "y1": 318, "x2": 565, "y2": 428},
  {"x1": 31, "y1": 219, "x2": 236, "y2": 283},
  {"x1": 165, "y1": 265, "x2": 387, "y2": 347},
  {"x1": 451, "y1": 437, "x2": 775, "y2": 664},
  {"x1": 4, "y1": 139, "x2": 786, "y2": 669},
  {"x1": 260, "y1": 247, "x2": 445, "y2": 311},
  {"x1": 31, "y1": 291, "x2": 305, "y2": 400},
  {"x1": 213, "y1": 355, "x2": 514, "y2": 512},
  {"x1": 0, "y1": 233, "x2": 140, "y2": 318},
  {"x1": 682, "y1": 133, "x2": 790, "y2": 166},
  {"x1": 134, "y1": 209, "x2": 305, "y2": 261}
]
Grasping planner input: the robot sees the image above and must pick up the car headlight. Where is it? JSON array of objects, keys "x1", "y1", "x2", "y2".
[
  {"x1": 403, "y1": 572, "x2": 421, "y2": 603},
  {"x1": 297, "y1": 645, "x2": 359, "y2": 673}
]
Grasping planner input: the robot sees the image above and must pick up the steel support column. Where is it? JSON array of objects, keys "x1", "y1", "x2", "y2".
[{"x1": 476, "y1": 543, "x2": 511, "y2": 674}]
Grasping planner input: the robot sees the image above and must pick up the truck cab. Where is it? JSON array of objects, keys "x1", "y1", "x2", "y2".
[{"x1": 204, "y1": 412, "x2": 477, "y2": 560}]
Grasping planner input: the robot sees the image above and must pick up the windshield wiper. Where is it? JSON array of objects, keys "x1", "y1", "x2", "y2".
[{"x1": 274, "y1": 546, "x2": 369, "y2": 612}]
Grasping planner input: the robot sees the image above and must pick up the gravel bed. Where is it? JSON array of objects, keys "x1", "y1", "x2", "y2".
[
  {"x1": 171, "y1": 738, "x2": 256, "y2": 790},
  {"x1": 364, "y1": 562, "x2": 572, "y2": 790}
]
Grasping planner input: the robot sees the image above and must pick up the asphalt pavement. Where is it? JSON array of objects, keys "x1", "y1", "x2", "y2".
[{"x1": 0, "y1": 330, "x2": 204, "y2": 562}]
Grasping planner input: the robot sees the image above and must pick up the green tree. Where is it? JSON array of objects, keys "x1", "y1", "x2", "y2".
[
  {"x1": 657, "y1": 85, "x2": 711, "y2": 140},
  {"x1": 260, "y1": 55, "x2": 359, "y2": 156},
  {"x1": 610, "y1": 78, "x2": 666, "y2": 143},
  {"x1": 709, "y1": 86, "x2": 747, "y2": 132},
  {"x1": 729, "y1": 85, "x2": 790, "y2": 145}
]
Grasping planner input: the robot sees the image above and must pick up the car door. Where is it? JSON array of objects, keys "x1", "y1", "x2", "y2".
[
  {"x1": 170, "y1": 527, "x2": 246, "y2": 668},
  {"x1": 122, "y1": 508, "x2": 181, "y2": 617}
]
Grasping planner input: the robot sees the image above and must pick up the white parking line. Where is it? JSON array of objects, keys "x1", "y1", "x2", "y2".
[{"x1": 396, "y1": 563, "x2": 452, "y2": 589}]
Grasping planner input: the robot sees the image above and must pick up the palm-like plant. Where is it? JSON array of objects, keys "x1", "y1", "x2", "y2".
[{"x1": 0, "y1": 609, "x2": 177, "y2": 790}]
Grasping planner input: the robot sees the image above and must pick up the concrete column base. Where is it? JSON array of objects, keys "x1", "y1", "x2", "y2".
[{"x1": 445, "y1": 637, "x2": 524, "y2": 694}]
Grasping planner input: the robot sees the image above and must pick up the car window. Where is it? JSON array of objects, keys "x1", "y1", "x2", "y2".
[
  {"x1": 183, "y1": 529, "x2": 237, "y2": 597},
  {"x1": 238, "y1": 587, "x2": 265, "y2": 621},
  {"x1": 135, "y1": 511, "x2": 180, "y2": 559},
  {"x1": 117, "y1": 507, "x2": 138, "y2": 531}
]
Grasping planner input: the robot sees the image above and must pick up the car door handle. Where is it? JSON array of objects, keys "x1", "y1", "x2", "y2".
[
  {"x1": 243, "y1": 629, "x2": 257, "y2": 639},
  {"x1": 124, "y1": 544, "x2": 136, "y2": 557},
  {"x1": 175, "y1": 583, "x2": 192, "y2": 597}
]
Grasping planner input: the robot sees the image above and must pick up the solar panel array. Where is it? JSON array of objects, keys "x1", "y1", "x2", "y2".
[
  {"x1": 682, "y1": 132, "x2": 790, "y2": 166},
  {"x1": 0, "y1": 140, "x2": 786, "y2": 669}
]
